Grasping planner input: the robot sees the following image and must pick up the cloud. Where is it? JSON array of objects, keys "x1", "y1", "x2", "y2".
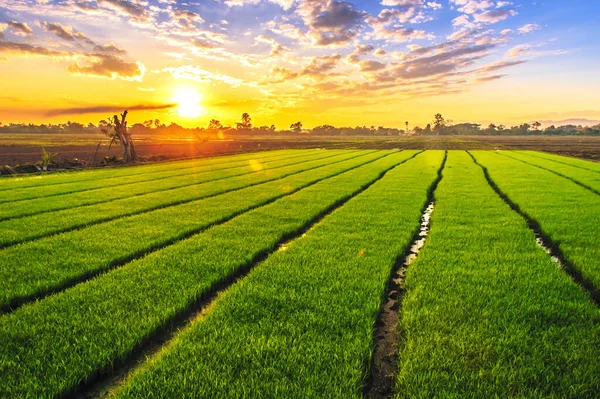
[
  {"x1": 0, "y1": 40, "x2": 68, "y2": 57},
  {"x1": 41, "y1": 22, "x2": 96, "y2": 45},
  {"x1": 156, "y1": 65, "x2": 245, "y2": 86},
  {"x1": 45, "y1": 103, "x2": 176, "y2": 117},
  {"x1": 67, "y1": 54, "x2": 145, "y2": 80},
  {"x1": 265, "y1": 54, "x2": 343, "y2": 83},
  {"x1": 450, "y1": 0, "x2": 494, "y2": 15},
  {"x1": 473, "y1": 9, "x2": 517, "y2": 24},
  {"x1": 297, "y1": 0, "x2": 366, "y2": 47},
  {"x1": 381, "y1": 0, "x2": 425, "y2": 6},
  {"x1": 6, "y1": 21, "x2": 34, "y2": 36},
  {"x1": 96, "y1": 0, "x2": 151, "y2": 21},
  {"x1": 518, "y1": 23, "x2": 541, "y2": 34},
  {"x1": 506, "y1": 44, "x2": 567, "y2": 59},
  {"x1": 255, "y1": 35, "x2": 291, "y2": 56},
  {"x1": 93, "y1": 42, "x2": 126, "y2": 54}
]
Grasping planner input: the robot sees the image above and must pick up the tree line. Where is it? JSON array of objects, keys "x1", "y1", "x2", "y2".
[{"x1": 1, "y1": 113, "x2": 599, "y2": 136}]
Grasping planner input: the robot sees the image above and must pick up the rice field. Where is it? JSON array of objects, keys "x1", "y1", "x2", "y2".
[{"x1": 0, "y1": 149, "x2": 599, "y2": 398}]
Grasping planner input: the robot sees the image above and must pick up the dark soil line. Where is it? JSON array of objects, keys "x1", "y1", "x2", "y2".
[
  {"x1": 498, "y1": 152, "x2": 600, "y2": 196},
  {"x1": 62, "y1": 151, "x2": 425, "y2": 399},
  {"x1": 363, "y1": 151, "x2": 447, "y2": 399},
  {"x1": 0, "y1": 151, "x2": 396, "y2": 315},
  {"x1": 0, "y1": 150, "x2": 355, "y2": 210},
  {"x1": 467, "y1": 150, "x2": 600, "y2": 307},
  {"x1": 0, "y1": 152, "x2": 371, "y2": 249},
  {"x1": 531, "y1": 151, "x2": 600, "y2": 174},
  {"x1": 0, "y1": 150, "x2": 318, "y2": 200}
]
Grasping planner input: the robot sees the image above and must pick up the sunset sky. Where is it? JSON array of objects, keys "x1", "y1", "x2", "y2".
[{"x1": 0, "y1": 0, "x2": 598, "y2": 128}]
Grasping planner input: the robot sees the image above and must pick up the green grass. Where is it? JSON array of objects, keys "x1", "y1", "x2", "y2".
[
  {"x1": 521, "y1": 150, "x2": 600, "y2": 173},
  {"x1": 111, "y1": 151, "x2": 445, "y2": 399},
  {"x1": 396, "y1": 151, "x2": 600, "y2": 399},
  {"x1": 0, "y1": 150, "x2": 416, "y2": 398},
  {"x1": 500, "y1": 151, "x2": 600, "y2": 194},
  {"x1": 472, "y1": 151, "x2": 600, "y2": 295},
  {"x1": 0, "y1": 149, "x2": 304, "y2": 190},
  {"x1": 0, "y1": 150, "x2": 321, "y2": 202},
  {"x1": 0, "y1": 151, "x2": 367, "y2": 247},
  {"x1": 0, "y1": 151, "x2": 396, "y2": 310},
  {"x1": 0, "y1": 150, "x2": 351, "y2": 220}
]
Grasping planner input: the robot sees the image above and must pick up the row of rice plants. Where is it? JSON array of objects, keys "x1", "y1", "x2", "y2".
[
  {"x1": 502, "y1": 151, "x2": 600, "y2": 194},
  {"x1": 0, "y1": 149, "x2": 313, "y2": 202},
  {"x1": 0, "y1": 148, "x2": 300, "y2": 190},
  {"x1": 0, "y1": 151, "x2": 368, "y2": 246},
  {"x1": 522, "y1": 150, "x2": 600, "y2": 173},
  {"x1": 472, "y1": 151, "x2": 600, "y2": 296},
  {"x1": 0, "y1": 150, "x2": 351, "y2": 220},
  {"x1": 0, "y1": 151, "x2": 396, "y2": 310},
  {"x1": 111, "y1": 151, "x2": 446, "y2": 398},
  {"x1": 395, "y1": 151, "x2": 600, "y2": 399},
  {"x1": 0, "y1": 151, "x2": 417, "y2": 397}
]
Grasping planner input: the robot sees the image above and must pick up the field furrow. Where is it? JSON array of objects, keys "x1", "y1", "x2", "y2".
[
  {"x1": 0, "y1": 151, "x2": 416, "y2": 398},
  {"x1": 395, "y1": 151, "x2": 600, "y2": 399},
  {"x1": 0, "y1": 149, "x2": 316, "y2": 202},
  {"x1": 0, "y1": 149, "x2": 301, "y2": 191},
  {"x1": 110, "y1": 151, "x2": 446, "y2": 398},
  {"x1": 501, "y1": 151, "x2": 600, "y2": 194},
  {"x1": 0, "y1": 150, "x2": 397, "y2": 311},
  {"x1": 0, "y1": 151, "x2": 366, "y2": 248},
  {"x1": 472, "y1": 151, "x2": 600, "y2": 297},
  {"x1": 0, "y1": 150, "x2": 349, "y2": 220},
  {"x1": 521, "y1": 150, "x2": 600, "y2": 173}
]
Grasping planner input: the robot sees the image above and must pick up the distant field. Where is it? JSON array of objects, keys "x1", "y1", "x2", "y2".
[
  {"x1": 0, "y1": 149, "x2": 599, "y2": 398},
  {"x1": 1, "y1": 133, "x2": 600, "y2": 166}
]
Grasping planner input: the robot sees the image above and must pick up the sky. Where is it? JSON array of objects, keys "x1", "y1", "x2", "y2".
[{"x1": 0, "y1": 0, "x2": 599, "y2": 129}]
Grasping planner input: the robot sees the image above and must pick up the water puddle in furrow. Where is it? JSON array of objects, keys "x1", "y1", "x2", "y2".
[
  {"x1": 535, "y1": 236, "x2": 563, "y2": 268},
  {"x1": 366, "y1": 201, "x2": 434, "y2": 399}
]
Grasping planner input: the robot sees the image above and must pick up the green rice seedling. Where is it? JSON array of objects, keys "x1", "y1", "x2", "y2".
[
  {"x1": 0, "y1": 150, "x2": 347, "y2": 215},
  {"x1": 0, "y1": 151, "x2": 395, "y2": 310},
  {"x1": 0, "y1": 149, "x2": 320, "y2": 202},
  {"x1": 110, "y1": 151, "x2": 446, "y2": 398},
  {"x1": 521, "y1": 150, "x2": 600, "y2": 173},
  {"x1": 0, "y1": 151, "x2": 418, "y2": 398},
  {"x1": 396, "y1": 151, "x2": 600, "y2": 399},
  {"x1": 502, "y1": 151, "x2": 600, "y2": 194},
  {"x1": 0, "y1": 151, "x2": 367, "y2": 247},
  {"x1": 472, "y1": 150, "x2": 600, "y2": 294},
  {"x1": 0, "y1": 149, "x2": 307, "y2": 191}
]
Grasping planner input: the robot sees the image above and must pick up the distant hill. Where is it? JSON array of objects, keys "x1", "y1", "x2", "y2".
[{"x1": 534, "y1": 119, "x2": 600, "y2": 128}]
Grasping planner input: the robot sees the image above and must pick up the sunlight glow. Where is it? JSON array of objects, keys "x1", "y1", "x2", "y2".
[{"x1": 172, "y1": 86, "x2": 204, "y2": 118}]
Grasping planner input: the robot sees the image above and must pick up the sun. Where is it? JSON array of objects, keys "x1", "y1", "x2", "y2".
[{"x1": 172, "y1": 86, "x2": 204, "y2": 118}]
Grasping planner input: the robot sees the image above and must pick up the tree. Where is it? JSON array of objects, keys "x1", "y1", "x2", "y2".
[
  {"x1": 424, "y1": 124, "x2": 432, "y2": 135},
  {"x1": 101, "y1": 110, "x2": 138, "y2": 163},
  {"x1": 237, "y1": 113, "x2": 252, "y2": 130},
  {"x1": 290, "y1": 122, "x2": 303, "y2": 133},
  {"x1": 143, "y1": 120, "x2": 153, "y2": 129},
  {"x1": 532, "y1": 121, "x2": 541, "y2": 131},
  {"x1": 433, "y1": 113, "x2": 446, "y2": 135},
  {"x1": 405, "y1": 121, "x2": 409, "y2": 134},
  {"x1": 208, "y1": 119, "x2": 223, "y2": 130},
  {"x1": 40, "y1": 147, "x2": 57, "y2": 172},
  {"x1": 154, "y1": 119, "x2": 161, "y2": 129},
  {"x1": 269, "y1": 125, "x2": 276, "y2": 132}
]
